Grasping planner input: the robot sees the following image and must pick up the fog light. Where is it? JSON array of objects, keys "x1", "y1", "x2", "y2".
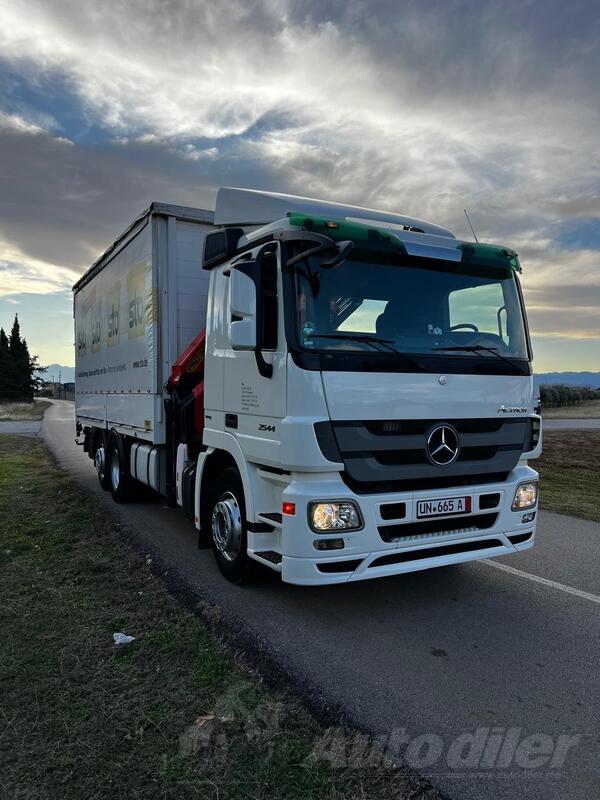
[
  {"x1": 512, "y1": 482, "x2": 538, "y2": 510},
  {"x1": 309, "y1": 501, "x2": 362, "y2": 532},
  {"x1": 522, "y1": 511, "x2": 536, "y2": 523},
  {"x1": 314, "y1": 538, "x2": 345, "y2": 551}
]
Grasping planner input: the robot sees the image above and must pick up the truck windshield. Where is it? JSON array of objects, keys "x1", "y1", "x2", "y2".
[{"x1": 291, "y1": 248, "x2": 529, "y2": 364}]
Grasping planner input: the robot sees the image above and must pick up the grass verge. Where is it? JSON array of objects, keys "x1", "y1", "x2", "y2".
[
  {"x1": 542, "y1": 400, "x2": 600, "y2": 419},
  {"x1": 536, "y1": 430, "x2": 600, "y2": 522},
  {"x1": 0, "y1": 399, "x2": 52, "y2": 421},
  {"x1": 0, "y1": 435, "x2": 438, "y2": 800}
]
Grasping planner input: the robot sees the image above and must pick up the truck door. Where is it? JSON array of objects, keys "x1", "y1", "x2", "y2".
[{"x1": 223, "y1": 243, "x2": 286, "y2": 462}]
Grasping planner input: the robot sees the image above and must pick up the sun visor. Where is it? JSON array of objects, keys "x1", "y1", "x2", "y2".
[{"x1": 403, "y1": 241, "x2": 462, "y2": 261}]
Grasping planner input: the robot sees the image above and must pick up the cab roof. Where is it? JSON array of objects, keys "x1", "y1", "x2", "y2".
[{"x1": 214, "y1": 187, "x2": 455, "y2": 239}]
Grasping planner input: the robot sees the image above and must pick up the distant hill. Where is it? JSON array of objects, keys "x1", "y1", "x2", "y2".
[
  {"x1": 38, "y1": 364, "x2": 75, "y2": 383},
  {"x1": 534, "y1": 372, "x2": 600, "y2": 389}
]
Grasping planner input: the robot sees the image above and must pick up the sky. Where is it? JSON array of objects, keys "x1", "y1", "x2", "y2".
[{"x1": 0, "y1": 0, "x2": 599, "y2": 372}]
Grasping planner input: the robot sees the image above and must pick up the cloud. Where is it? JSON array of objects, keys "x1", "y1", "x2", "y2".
[
  {"x1": 546, "y1": 196, "x2": 600, "y2": 218},
  {"x1": 0, "y1": 241, "x2": 74, "y2": 297},
  {"x1": 0, "y1": 0, "x2": 598, "y2": 363},
  {"x1": 0, "y1": 109, "x2": 48, "y2": 134},
  {"x1": 0, "y1": 123, "x2": 223, "y2": 272}
]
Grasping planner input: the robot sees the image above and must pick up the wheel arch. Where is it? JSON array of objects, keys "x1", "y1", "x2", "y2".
[
  {"x1": 90, "y1": 426, "x2": 106, "y2": 457},
  {"x1": 195, "y1": 435, "x2": 255, "y2": 532}
]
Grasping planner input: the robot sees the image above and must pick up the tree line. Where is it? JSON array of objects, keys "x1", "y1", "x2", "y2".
[
  {"x1": 0, "y1": 315, "x2": 45, "y2": 401},
  {"x1": 540, "y1": 383, "x2": 600, "y2": 408}
]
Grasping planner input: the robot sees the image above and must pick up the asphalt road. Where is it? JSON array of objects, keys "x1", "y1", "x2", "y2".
[{"x1": 41, "y1": 401, "x2": 600, "y2": 800}]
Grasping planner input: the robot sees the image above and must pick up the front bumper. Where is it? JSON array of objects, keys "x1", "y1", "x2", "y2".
[{"x1": 279, "y1": 465, "x2": 539, "y2": 585}]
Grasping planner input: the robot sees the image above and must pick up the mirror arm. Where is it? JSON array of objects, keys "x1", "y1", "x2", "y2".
[
  {"x1": 285, "y1": 240, "x2": 336, "y2": 268},
  {"x1": 497, "y1": 305, "x2": 506, "y2": 340},
  {"x1": 255, "y1": 349, "x2": 273, "y2": 379}
]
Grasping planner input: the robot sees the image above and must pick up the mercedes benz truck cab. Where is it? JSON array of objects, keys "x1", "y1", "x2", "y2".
[{"x1": 199, "y1": 191, "x2": 541, "y2": 584}]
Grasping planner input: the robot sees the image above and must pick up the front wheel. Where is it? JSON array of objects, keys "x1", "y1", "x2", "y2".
[{"x1": 208, "y1": 468, "x2": 254, "y2": 584}]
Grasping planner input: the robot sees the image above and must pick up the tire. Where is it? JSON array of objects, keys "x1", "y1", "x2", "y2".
[
  {"x1": 107, "y1": 432, "x2": 132, "y2": 503},
  {"x1": 94, "y1": 431, "x2": 110, "y2": 491},
  {"x1": 207, "y1": 467, "x2": 254, "y2": 584}
]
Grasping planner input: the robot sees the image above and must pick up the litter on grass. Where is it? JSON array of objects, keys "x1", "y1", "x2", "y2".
[{"x1": 113, "y1": 632, "x2": 136, "y2": 645}]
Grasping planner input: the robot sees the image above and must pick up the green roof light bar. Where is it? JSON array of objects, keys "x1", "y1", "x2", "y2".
[{"x1": 287, "y1": 212, "x2": 521, "y2": 271}]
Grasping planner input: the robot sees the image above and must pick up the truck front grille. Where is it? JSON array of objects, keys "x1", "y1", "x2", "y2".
[
  {"x1": 378, "y1": 512, "x2": 498, "y2": 542},
  {"x1": 316, "y1": 417, "x2": 527, "y2": 494}
]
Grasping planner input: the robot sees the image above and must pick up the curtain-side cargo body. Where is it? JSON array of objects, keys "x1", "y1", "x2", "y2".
[{"x1": 74, "y1": 204, "x2": 213, "y2": 443}]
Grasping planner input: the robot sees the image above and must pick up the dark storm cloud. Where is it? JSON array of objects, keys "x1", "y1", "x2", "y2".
[
  {"x1": 0, "y1": 123, "x2": 287, "y2": 276},
  {"x1": 0, "y1": 126, "x2": 209, "y2": 271},
  {"x1": 286, "y1": 0, "x2": 600, "y2": 99}
]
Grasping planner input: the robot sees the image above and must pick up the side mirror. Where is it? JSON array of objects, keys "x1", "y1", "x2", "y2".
[
  {"x1": 231, "y1": 267, "x2": 256, "y2": 318},
  {"x1": 231, "y1": 319, "x2": 256, "y2": 350},
  {"x1": 230, "y1": 267, "x2": 257, "y2": 350},
  {"x1": 203, "y1": 228, "x2": 244, "y2": 270}
]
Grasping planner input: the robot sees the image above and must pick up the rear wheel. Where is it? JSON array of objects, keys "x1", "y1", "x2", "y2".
[
  {"x1": 208, "y1": 467, "x2": 254, "y2": 584},
  {"x1": 107, "y1": 432, "x2": 132, "y2": 503},
  {"x1": 94, "y1": 431, "x2": 110, "y2": 491}
]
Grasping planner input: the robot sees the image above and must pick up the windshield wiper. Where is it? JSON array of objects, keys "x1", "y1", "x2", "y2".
[
  {"x1": 433, "y1": 344, "x2": 521, "y2": 368},
  {"x1": 310, "y1": 333, "x2": 395, "y2": 345},
  {"x1": 309, "y1": 333, "x2": 421, "y2": 369}
]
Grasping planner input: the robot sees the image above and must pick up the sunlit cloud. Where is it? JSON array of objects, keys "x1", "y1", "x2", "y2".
[{"x1": 0, "y1": 242, "x2": 74, "y2": 297}]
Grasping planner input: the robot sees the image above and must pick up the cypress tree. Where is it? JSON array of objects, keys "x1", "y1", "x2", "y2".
[
  {"x1": 8, "y1": 315, "x2": 27, "y2": 398},
  {"x1": 1, "y1": 315, "x2": 46, "y2": 400},
  {"x1": 0, "y1": 327, "x2": 11, "y2": 399},
  {"x1": 21, "y1": 337, "x2": 44, "y2": 399},
  {"x1": 9, "y1": 314, "x2": 21, "y2": 352}
]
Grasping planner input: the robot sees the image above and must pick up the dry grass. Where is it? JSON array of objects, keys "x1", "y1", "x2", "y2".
[
  {"x1": 542, "y1": 400, "x2": 600, "y2": 419},
  {"x1": 0, "y1": 398, "x2": 51, "y2": 421},
  {"x1": 536, "y1": 430, "x2": 600, "y2": 522},
  {"x1": 0, "y1": 434, "x2": 439, "y2": 800}
]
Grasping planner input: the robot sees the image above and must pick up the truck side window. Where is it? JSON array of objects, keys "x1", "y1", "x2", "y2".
[{"x1": 260, "y1": 252, "x2": 278, "y2": 350}]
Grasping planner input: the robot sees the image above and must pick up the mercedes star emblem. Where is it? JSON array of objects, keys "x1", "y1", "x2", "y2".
[{"x1": 426, "y1": 424, "x2": 460, "y2": 466}]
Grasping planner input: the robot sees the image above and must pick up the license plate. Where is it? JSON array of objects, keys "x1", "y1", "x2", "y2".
[{"x1": 416, "y1": 496, "x2": 472, "y2": 519}]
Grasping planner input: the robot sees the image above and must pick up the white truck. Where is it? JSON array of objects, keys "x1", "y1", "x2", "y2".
[{"x1": 74, "y1": 188, "x2": 542, "y2": 585}]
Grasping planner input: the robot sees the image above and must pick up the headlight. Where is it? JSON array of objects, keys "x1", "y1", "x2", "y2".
[
  {"x1": 309, "y1": 501, "x2": 362, "y2": 532},
  {"x1": 512, "y1": 482, "x2": 538, "y2": 510}
]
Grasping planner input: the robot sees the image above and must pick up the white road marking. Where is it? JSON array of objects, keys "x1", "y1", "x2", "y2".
[{"x1": 482, "y1": 559, "x2": 600, "y2": 606}]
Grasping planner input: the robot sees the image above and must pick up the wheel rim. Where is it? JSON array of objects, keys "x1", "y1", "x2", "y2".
[
  {"x1": 95, "y1": 446, "x2": 106, "y2": 478},
  {"x1": 211, "y1": 491, "x2": 243, "y2": 562},
  {"x1": 110, "y1": 449, "x2": 120, "y2": 490}
]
